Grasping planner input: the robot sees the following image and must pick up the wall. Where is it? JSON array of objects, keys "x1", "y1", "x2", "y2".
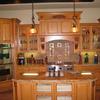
[{"x1": 0, "y1": 7, "x2": 100, "y2": 24}]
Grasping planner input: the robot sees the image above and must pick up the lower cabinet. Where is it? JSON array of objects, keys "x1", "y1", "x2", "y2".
[
  {"x1": 95, "y1": 86, "x2": 100, "y2": 100},
  {"x1": 74, "y1": 65, "x2": 100, "y2": 100},
  {"x1": 75, "y1": 81, "x2": 95, "y2": 100},
  {"x1": 0, "y1": 80, "x2": 13, "y2": 100},
  {"x1": 13, "y1": 80, "x2": 95, "y2": 100}
]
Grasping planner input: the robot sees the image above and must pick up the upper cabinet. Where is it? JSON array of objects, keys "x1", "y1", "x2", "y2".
[
  {"x1": 18, "y1": 24, "x2": 39, "y2": 52},
  {"x1": 80, "y1": 23, "x2": 100, "y2": 51},
  {"x1": 0, "y1": 18, "x2": 20, "y2": 43},
  {"x1": 37, "y1": 12, "x2": 81, "y2": 35},
  {"x1": 92, "y1": 25, "x2": 100, "y2": 50}
]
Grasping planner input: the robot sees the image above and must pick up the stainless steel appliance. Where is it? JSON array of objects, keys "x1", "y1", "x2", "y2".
[
  {"x1": 48, "y1": 62, "x2": 74, "y2": 72},
  {"x1": 47, "y1": 62, "x2": 74, "y2": 77},
  {"x1": 0, "y1": 43, "x2": 12, "y2": 81}
]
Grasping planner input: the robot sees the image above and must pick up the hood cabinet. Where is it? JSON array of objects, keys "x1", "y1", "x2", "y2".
[{"x1": 37, "y1": 12, "x2": 81, "y2": 35}]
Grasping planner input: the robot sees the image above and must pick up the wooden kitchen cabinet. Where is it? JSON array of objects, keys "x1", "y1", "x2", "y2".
[
  {"x1": 74, "y1": 64, "x2": 100, "y2": 100},
  {"x1": 92, "y1": 25, "x2": 100, "y2": 50},
  {"x1": 80, "y1": 23, "x2": 100, "y2": 51},
  {"x1": 0, "y1": 18, "x2": 20, "y2": 43},
  {"x1": 13, "y1": 81, "x2": 33, "y2": 100},
  {"x1": 18, "y1": 24, "x2": 46, "y2": 53},
  {"x1": 0, "y1": 18, "x2": 13, "y2": 42},
  {"x1": 0, "y1": 80, "x2": 13, "y2": 100},
  {"x1": 18, "y1": 24, "x2": 39, "y2": 52},
  {"x1": 38, "y1": 19, "x2": 74, "y2": 35},
  {"x1": 75, "y1": 81, "x2": 94, "y2": 100},
  {"x1": 13, "y1": 80, "x2": 95, "y2": 100},
  {"x1": 37, "y1": 12, "x2": 81, "y2": 35}
]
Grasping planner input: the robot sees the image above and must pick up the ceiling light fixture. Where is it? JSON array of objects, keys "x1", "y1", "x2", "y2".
[
  {"x1": 30, "y1": 2, "x2": 36, "y2": 34},
  {"x1": 72, "y1": 0, "x2": 77, "y2": 33}
]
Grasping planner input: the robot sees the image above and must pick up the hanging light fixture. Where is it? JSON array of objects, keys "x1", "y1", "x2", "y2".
[
  {"x1": 30, "y1": 2, "x2": 36, "y2": 34},
  {"x1": 72, "y1": 0, "x2": 77, "y2": 32}
]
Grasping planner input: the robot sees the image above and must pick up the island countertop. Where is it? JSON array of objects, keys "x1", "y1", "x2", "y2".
[{"x1": 14, "y1": 71, "x2": 96, "y2": 81}]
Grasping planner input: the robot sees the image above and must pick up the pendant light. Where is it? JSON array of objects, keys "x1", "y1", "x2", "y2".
[
  {"x1": 30, "y1": 2, "x2": 36, "y2": 34},
  {"x1": 72, "y1": 0, "x2": 77, "y2": 32}
]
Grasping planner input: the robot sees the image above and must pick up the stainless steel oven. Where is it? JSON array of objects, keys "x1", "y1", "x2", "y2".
[
  {"x1": 0, "y1": 66, "x2": 12, "y2": 81},
  {"x1": 0, "y1": 43, "x2": 13, "y2": 81}
]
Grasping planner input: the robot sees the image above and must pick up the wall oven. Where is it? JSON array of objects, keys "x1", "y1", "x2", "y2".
[
  {"x1": 0, "y1": 43, "x2": 12, "y2": 81},
  {"x1": 0, "y1": 66, "x2": 12, "y2": 81}
]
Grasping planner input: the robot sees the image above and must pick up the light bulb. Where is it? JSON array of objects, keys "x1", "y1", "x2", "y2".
[
  {"x1": 30, "y1": 28, "x2": 36, "y2": 33},
  {"x1": 72, "y1": 26, "x2": 77, "y2": 32}
]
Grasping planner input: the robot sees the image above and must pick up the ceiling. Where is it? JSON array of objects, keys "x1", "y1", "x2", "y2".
[{"x1": 0, "y1": 0, "x2": 99, "y2": 10}]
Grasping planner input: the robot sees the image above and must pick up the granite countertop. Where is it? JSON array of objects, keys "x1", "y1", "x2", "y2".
[{"x1": 14, "y1": 71, "x2": 96, "y2": 81}]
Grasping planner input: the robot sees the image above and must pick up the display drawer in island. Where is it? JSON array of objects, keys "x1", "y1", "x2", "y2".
[{"x1": 13, "y1": 72, "x2": 96, "y2": 100}]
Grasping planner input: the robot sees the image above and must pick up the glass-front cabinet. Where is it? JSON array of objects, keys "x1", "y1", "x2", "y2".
[
  {"x1": 80, "y1": 23, "x2": 100, "y2": 64},
  {"x1": 18, "y1": 24, "x2": 38, "y2": 51},
  {"x1": 81, "y1": 23, "x2": 100, "y2": 51},
  {"x1": 81, "y1": 25, "x2": 91, "y2": 50},
  {"x1": 92, "y1": 26, "x2": 100, "y2": 50},
  {"x1": 36, "y1": 82, "x2": 72, "y2": 100}
]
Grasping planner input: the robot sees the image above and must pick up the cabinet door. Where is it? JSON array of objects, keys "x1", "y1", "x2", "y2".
[
  {"x1": 18, "y1": 33, "x2": 28, "y2": 51},
  {"x1": 0, "y1": 19, "x2": 12, "y2": 42},
  {"x1": 81, "y1": 23, "x2": 100, "y2": 51},
  {"x1": 48, "y1": 20, "x2": 60, "y2": 34},
  {"x1": 38, "y1": 21, "x2": 48, "y2": 35},
  {"x1": 92, "y1": 25, "x2": 100, "y2": 50},
  {"x1": 18, "y1": 24, "x2": 38, "y2": 51},
  {"x1": 28, "y1": 35, "x2": 38, "y2": 51},
  {"x1": 61, "y1": 20, "x2": 72, "y2": 33},
  {"x1": 75, "y1": 81, "x2": 94, "y2": 100},
  {"x1": 81, "y1": 25, "x2": 91, "y2": 50},
  {"x1": 18, "y1": 25, "x2": 29, "y2": 51},
  {"x1": 15, "y1": 81, "x2": 32, "y2": 100},
  {"x1": 0, "y1": 80, "x2": 13, "y2": 100}
]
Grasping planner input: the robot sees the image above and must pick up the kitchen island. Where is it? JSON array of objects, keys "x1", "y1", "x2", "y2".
[{"x1": 13, "y1": 72, "x2": 96, "y2": 100}]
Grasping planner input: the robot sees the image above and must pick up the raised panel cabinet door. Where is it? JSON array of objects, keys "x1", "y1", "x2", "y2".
[
  {"x1": 39, "y1": 21, "x2": 48, "y2": 35},
  {"x1": 16, "y1": 81, "x2": 33, "y2": 100},
  {"x1": 61, "y1": 20, "x2": 72, "y2": 33},
  {"x1": 0, "y1": 19, "x2": 12, "y2": 42},
  {"x1": 48, "y1": 21, "x2": 59, "y2": 34},
  {"x1": 0, "y1": 24, "x2": 3, "y2": 41},
  {"x1": 75, "y1": 81, "x2": 93, "y2": 100}
]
